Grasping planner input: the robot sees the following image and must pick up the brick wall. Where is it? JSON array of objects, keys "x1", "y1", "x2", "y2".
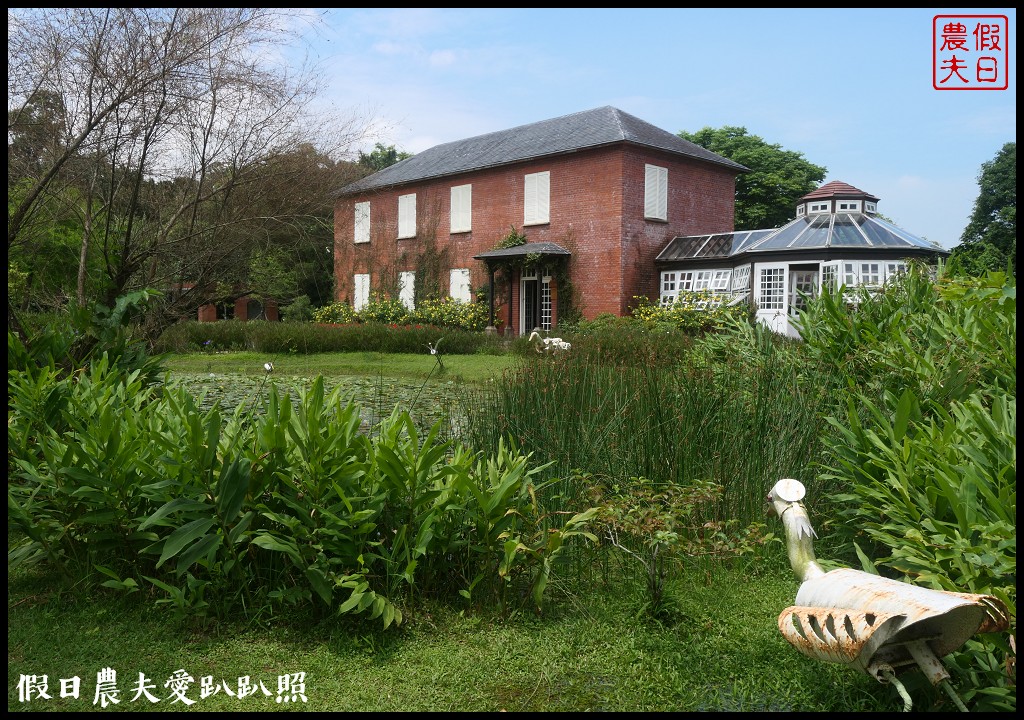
[{"x1": 334, "y1": 143, "x2": 737, "y2": 329}]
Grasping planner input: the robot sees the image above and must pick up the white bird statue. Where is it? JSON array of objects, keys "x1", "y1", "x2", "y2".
[
  {"x1": 528, "y1": 330, "x2": 571, "y2": 355},
  {"x1": 768, "y1": 478, "x2": 1009, "y2": 711},
  {"x1": 426, "y1": 338, "x2": 444, "y2": 370}
]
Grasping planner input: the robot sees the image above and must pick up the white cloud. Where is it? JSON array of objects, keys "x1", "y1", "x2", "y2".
[{"x1": 429, "y1": 49, "x2": 457, "y2": 67}]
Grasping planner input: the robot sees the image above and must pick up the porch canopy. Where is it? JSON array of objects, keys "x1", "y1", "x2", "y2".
[{"x1": 473, "y1": 242, "x2": 571, "y2": 333}]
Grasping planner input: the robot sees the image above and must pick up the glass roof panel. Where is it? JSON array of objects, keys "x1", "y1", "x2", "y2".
[
  {"x1": 870, "y1": 217, "x2": 940, "y2": 248},
  {"x1": 732, "y1": 229, "x2": 774, "y2": 253},
  {"x1": 829, "y1": 214, "x2": 871, "y2": 246},
  {"x1": 859, "y1": 218, "x2": 902, "y2": 246},
  {"x1": 781, "y1": 213, "x2": 831, "y2": 248}
]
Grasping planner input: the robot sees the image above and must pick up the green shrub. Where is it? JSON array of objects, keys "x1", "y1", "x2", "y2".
[
  {"x1": 8, "y1": 363, "x2": 598, "y2": 627},
  {"x1": 411, "y1": 297, "x2": 488, "y2": 331},
  {"x1": 631, "y1": 291, "x2": 748, "y2": 332},
  {"x1": 359, "y1": 296, "x2": 411, "y2": 325},
  {"x1": 312, "y1": 301, "x2": 359, "y2": 325},
  {"x1": 801, "y1": 265, "x2": 1016, "y2": 711},
  {"x1": 281, "y1": 294, "x2": 314, "y2": 322}
]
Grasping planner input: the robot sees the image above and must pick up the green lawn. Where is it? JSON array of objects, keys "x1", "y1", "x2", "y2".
[
  {"x1": 163, "y1": 351, "x2": 520, "y2": 385},
  {"x1": 9, "y1": 557, "x2": 898, "y2": 712}
]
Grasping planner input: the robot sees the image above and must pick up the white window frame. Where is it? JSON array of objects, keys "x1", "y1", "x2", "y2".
[
  {"x1": 789, "y1": 270, "x2": 818, "y2": 317},
  {"x1": 820, "y1": 261, "x2": 840, "y2": 293},
  {"x1": 796, "y1": 204, "x2": 806, "y2": 217},
  {"x1": 644, "y1": 164, "x2": 668, "y2": 221},
  {"x1": 865, "y1": 201, "x2": 877, "y2": 213},
  {"x1": 399, "y1": 270, "x2": 415, "y2": 310},
  {"x1": 693, "y1": 270, "x2": 715, "y2": 291},
  {"x1": 451, "y1": 184, "x2": 472, "y2": 233},
  {"x1": 808, "y1": 201, "x2": 830, "y2": 214},
  {"x1": 731, "y1": 264, "x2": 751, "y2": 292},
  {"x1": 524, "y1": 172, "x2": 550, "y2": 226},
  {"x1": 884, "y1": 261, "x2": 907, "y2": 284},
  {"x1": 354, "y1": 202, "x2": 370, "y2": 244},
  {"x1": 843, "y1": 262, "x2": 859, "y2": 287},
  {"x1": 860, "y1": 262, "x2": 882, "y2": 288},
  {"x1": 398, "y1": 194, "x2": 416, "y2": 239},
  {"x1": 449, "y1": 268, "x2": 472, "y2": 303},
  {"x1": 660, "y1": 271, "x2": 680, "y2": 305},
  {"x1": 710, "y1": 270, "x2": 732, "y2": 292},
  {"x1": 837, "y1": 200, "x2": 861, "y2": 212},
  {"x1": 353, "y1": 273, "x2": 370, "y2": 311}
]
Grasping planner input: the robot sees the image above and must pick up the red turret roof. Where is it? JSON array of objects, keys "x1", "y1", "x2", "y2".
[{"x1": 800, "y1": 181, "x2": 879, "y2": 202}]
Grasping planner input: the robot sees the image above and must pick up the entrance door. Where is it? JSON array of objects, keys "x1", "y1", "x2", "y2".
[
  {"x1": 521, "y1": 267, "x2": 554, "y2": 335},
  {"x1": 789, "y1": 269, "x2": 818, "y2": 317},
  {"x1": 754, "y1": 263, "x2": 788, "y2": 335},
  {"x1": 521, "y1": 270, "x2": 539, "y2": 335}
]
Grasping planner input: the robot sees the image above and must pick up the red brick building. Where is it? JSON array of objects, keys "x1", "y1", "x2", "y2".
[{"x1": 333, "y1": 107, "x2": 746, "y2": 335}]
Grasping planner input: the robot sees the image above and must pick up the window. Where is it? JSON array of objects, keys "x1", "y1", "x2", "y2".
[
  {"x1": 860, "y1": 262, "x2": 881, "y2": 288},
  {"x1": 354, "y1": 202, "x2": 370, "y2": 244},
  {"x1": 711, "y1": 270, "x2": 732, "y2": 292},
  {"x1": 451, "y1": 184, "x2": 472, "y2": 233},
  {"x1": 884, "y1": 261, "x2": 907, "y2": 284},
  {"x1": 353, "y1": 273, "x2": 370, "y2": 311},
  {"x1": 865, "y1": 201, "x2": 877, "y2": 213},
  {"x1": 796, "y1": 205, "x2": 806, "y2": 217},
  {"x1": 449, "y1": 268, "x2": 471, "y2": 302},
  {"x1": 644, "y1": 164, "x2": 668, "y2": 221},
  {"x1": 837, "y1": 200, "x2": 861, "y2": 212},
  {"x1": 821, "y1": 262, "x2": 839, "y2": 292},
  {"x1": 808, "y1": 201, "x2": 830, "y2": 214},
  {"x1": 759, "y1": 267, "x2": 786, "y2": 311},
  {"x1": 524, "y1": 172, "x2": 550, "y2": 226},
  {"x1": 843, "y1": 262, "x2": 858, "y2": 287},
  {"x1": 660, "y1": 271, "x2": 681, "y2": 305},
  {"x1": 731, "y1": 265, "x2": 751, "y2": 292},
  {"x1": 399, "y1": 271, "x2": 415, "y2": 310},
  {"x1": 693, "y1": 271, "x2": 715, "y2": 291},
  {"x1": 398, "y1": 194, "x2": 416, "y2": 239}
]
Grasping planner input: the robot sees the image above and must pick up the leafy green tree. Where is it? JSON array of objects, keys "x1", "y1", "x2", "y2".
[
  {"x1": 948, "y1": 142, "x2": 1016, "y2": 276},
  {"x1": 678, "y1": 126, "x2": 827, "y2": 231},
  {"x1": 358, "y1": 143, "x2": 412, "y2": 172},
  {"x1": 8, "y1": 8, "x2": 368, "y2": 336}
]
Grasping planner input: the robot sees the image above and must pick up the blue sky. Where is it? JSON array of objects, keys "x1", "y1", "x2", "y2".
[{"x1": 300, "y1": 8, "x2": 1016, "y2": 249}]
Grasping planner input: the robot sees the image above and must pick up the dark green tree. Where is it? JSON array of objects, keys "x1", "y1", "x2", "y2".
[
  {"x1": 678, "y1": 126, "x2": 827, "y2": 231},
  {"x1": 948, "y1": 142, "x2": 1016, "y2": 276},
  {"x1": 358, "y1": 143, "x2": 412, "y2": 172}
]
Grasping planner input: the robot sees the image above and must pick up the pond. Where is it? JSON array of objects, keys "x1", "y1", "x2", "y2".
[{"x1": 169, "y1": 372, "x2": 474, "y2": 442}]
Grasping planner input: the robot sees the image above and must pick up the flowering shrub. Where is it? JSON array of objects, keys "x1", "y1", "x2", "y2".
[
  {"x1": 359, "y1": 296, "x2": 410, "y2": 325},
  {"x1": 310, "y1": 298, "x2": 486, "y2": 331},
  {"x1": 411, "y1": 298, "x2": 488, "y2": 331},
  {"x1": 312, "y1": 302, "x2": 359, "y2": 325},
  {"x1": 632, "y1": 292, "x2": 745, "y2": 332}
]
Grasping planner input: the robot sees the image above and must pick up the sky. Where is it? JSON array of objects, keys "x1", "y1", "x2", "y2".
[{"x1": 296, "y1": 8, "x2": 1016, "y2": 250}]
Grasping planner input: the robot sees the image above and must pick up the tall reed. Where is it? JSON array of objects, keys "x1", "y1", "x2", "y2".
[{"x1": 462, "y1": 336, "x2": 837, "y2": 529}]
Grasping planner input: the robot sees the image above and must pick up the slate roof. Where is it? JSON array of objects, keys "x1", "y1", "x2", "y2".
[
  {"x1": 473, "y1": 242, "x2": 572, "y2": 261},
  {"x1": 339, "y1": 106, "x2": 749, "y2": 196}
]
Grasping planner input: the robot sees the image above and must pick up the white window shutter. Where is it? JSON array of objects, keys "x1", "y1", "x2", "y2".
[
  {"x1": 353, "y1": 273, "x2": 370, "y2": 311},
  {"x1": 451, "y1": 184, "x2": 471, "y2": 233},
  {"x1": 524, "y1": 172, "x2": 549, "y2": 225},
  {"x1": 645, "y1": 165, "x2": 667, "y2": 220},
  {"x1": 399, "y1": 271, "x2": 415, "y2": 309},
  {"x1": 354, "y1": 202, "x2": 370, "y2": 243},
  {"x1": 449, "y1": 268, "x2": 471, "y2": 302},
  {"x1": 398, "y1": 194, "x2": 416, "y2": 238}
]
